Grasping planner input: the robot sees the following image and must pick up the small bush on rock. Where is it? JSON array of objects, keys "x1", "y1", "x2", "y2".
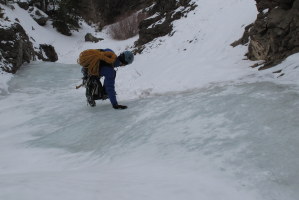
[{"x1": 109, "y1": 12, "x2": 148, "y2": 40}]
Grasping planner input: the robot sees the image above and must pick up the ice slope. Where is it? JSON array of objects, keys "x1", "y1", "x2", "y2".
[
  {"x1": 1, "y1": 0, "x2": 299, "y2": 199},
  {"x1": 0, "y1": 62, "x2": 299, "y2": 200}
]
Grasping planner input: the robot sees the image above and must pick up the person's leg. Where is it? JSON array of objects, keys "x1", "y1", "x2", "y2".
[{"x1": 85, "y1": 76, "x2": 96, "y2": 107}]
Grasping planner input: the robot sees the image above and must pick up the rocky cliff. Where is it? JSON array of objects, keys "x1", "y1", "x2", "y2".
[
  {"x1": 234, "y1": 0, "x2": 299, "y2": 70},
  {"x1": 0, "y1": 3, "x2": 58, "y2": 74},
  {"x1": 134, "y1": 0, "x2": 197, "y2": 52},
  {"x1": 0, "y1": 23, "x2": 35, "y2": 73}
]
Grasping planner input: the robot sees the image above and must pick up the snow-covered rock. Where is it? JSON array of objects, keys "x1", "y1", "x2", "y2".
[
  {"x1": 237, "y1": 0, "x2": 299, "y2": 70},
  {"x1": 27, "y1": 6, "x2": 48, "y2": 26},
  {"x1": 0, "y1": 3, "x2": 57, "y2": 73},
  {"x1": 0, "y1": 22, "x2": 35, "y2": 73}
]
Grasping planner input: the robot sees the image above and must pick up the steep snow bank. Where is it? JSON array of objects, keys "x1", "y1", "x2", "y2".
[{"x1": 117, "y1": 0, "x2": 260, "y2": 99}]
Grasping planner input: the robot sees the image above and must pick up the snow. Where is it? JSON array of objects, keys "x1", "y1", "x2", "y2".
[
  {"x1": 0, "y1": 70, "x2": 12, "y2": 95},
  {"x1": 1, "y1": 0, "x2": 299, "y2": 200}
]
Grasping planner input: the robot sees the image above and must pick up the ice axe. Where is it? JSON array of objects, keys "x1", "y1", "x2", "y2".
[{"x1": 75, "y1": 83, "x2": 83, "y2": 89}]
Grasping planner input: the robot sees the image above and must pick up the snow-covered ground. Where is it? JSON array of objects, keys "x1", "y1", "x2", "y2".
[{"x1": 1, "y1": 0, "x2": 299, "y2": 199}]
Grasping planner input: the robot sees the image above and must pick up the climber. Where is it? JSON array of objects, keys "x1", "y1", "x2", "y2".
[{"x1": 78, "y1": 49, "x2": 134, "y2": 109}]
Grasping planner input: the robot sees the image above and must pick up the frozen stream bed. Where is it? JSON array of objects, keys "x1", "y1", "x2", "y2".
[{"x1": 0, "y1": 62, "x2": 299, "y2": 200}]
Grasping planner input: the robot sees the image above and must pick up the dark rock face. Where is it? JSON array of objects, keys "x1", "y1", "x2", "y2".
[
  {"x1": 236, "y1": 0, "x2": 299, "y2": 69},
  {"x1": 231, "y1": 24, "x2": 254, "y2": 47},
  {"x1": 27, "y1": 7, "x2": 49, "y2": 26},
  {"x1": 52, "y1": 20, "x2": 72, "y2": 36},
  {"x1": 135, "y1": 0, "x2": 197, "y2": 52},
  {"x1": 17, "y1": 2, "x2": 29, "y2": 10},
  {"x1": 255, "y1": 0, "x2": 294, "y2": 12},
  {"x1": 137, "y1": 15, "x2": 173, "y2": 46},
  {"x1": 0, "y1": 22, "x2": 58, "y2": 74},
  {"x1": 85, "y1": 33, "x2": 104, "y2": 43},
  {"x1": 37, "y1": 44, "x2": 58, "y2": 62},
  {"x1": 0, "y1": 23, "x2": 35, "y2": 73}
]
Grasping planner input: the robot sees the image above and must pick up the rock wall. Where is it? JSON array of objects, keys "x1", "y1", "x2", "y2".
[
  {"x1": 0, "y1": 23, "x2": 35, "y2": 73},
  {"x1": 134, "y1": 0, "x2": 197, "y2": 52},
  {"x1": 0, "y1": 4, "x2": 58, "y2": 74},
  {"x1": 36, "y1": 44, "x2": 58, "y2": 62},
  {"x1": 0, "y1": 22, "x2": 58, "y2": 74},
  {"x1": 236, "y1": 0, "x2": 299, "y2": 70}
]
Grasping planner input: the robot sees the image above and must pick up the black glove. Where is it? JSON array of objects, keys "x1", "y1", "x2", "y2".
[{"x1": 113, "y1": 104, "x2": 127, "y2": 110}]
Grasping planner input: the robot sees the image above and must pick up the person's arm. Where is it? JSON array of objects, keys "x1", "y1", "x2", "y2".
[
  {"x1": 104, "y1": 75, "x2": 118, "y2": 106},
  {"x1": 103, "y1": 73, "x2": 127, "y2": 110}
]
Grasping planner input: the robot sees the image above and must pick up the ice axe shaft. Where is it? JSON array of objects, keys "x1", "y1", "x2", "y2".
[{"x1": 76, "y1": 83, "x2": 83, "y2": 89}]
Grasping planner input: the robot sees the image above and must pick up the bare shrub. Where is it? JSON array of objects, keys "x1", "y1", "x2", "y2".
[{"x1": 109, "y1": 12, "x2": 148, "y2": 40}]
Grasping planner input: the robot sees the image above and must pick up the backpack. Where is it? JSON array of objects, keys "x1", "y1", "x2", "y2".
[{"x1": 77, "y1": 49, "x2": 117, "y2": 76}]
